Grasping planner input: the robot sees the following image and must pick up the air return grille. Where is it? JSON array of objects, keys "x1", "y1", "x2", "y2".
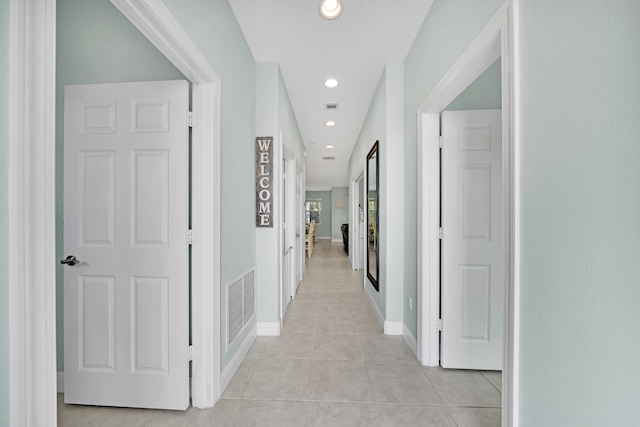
[{"x1": 227, "y1": 267, "x2": 256, "y2": 347}]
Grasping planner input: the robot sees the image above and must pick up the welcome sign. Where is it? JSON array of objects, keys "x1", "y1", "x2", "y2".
[{"x1": 256, "y1": 136, "x2": 274, "y2": 227}]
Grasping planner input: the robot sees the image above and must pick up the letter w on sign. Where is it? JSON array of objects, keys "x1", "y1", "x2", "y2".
[{"x1": 256, "y1": 137, "x2": 274, "y2": 227}]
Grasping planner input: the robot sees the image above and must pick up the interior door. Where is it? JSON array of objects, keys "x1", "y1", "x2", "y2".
[
  {"x1": 440, "y1": 109, "x2": 503, "y2": 370},
  {"x1": 63, "y1": 80, "x2": 190, "y2": 410}
]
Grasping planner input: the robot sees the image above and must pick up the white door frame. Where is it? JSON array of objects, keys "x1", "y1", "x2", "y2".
[
  {"x1": 8, "y1": 0, "x2": 221, "y2": 424},
  {"x1": 295, "y1": 164, "x2": 304, "y2": 285},
  {"x1": 280, "y1": 140, "x2": 296, "y2": 322},
  {"x1": 416, "y1": 2, "x2": 518, "y2": 426}
]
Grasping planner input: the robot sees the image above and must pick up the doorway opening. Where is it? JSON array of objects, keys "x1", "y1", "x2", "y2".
[
  {"x1": 416, "y1": 3, "x2": 517, "y2": 425},
  {"x1": 8, "y1": 0, "x2": 222, "y2": 421}
]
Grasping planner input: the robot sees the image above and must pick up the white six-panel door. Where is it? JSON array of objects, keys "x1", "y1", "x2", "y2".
[
  {"x1": 441, "y1": 109, "x2": 504, "y2": 370},
  {"x1": 63, "y1": 81, "x2": 190, "y2": 410}
]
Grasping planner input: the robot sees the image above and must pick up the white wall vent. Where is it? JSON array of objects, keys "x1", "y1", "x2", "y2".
[{"x1": 226, "y1": 267, "x2": 256, "y2": 348}]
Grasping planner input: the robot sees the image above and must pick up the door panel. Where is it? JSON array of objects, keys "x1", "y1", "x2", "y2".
[
  {"x1": 64, "y1": 80, "x2": 190, "y2": 410},
  {"x1": 441, "y1": 109, "x2": 503, "y2": 370}
]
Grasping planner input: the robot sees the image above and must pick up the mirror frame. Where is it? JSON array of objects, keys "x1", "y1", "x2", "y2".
[{"x1": 366, "y1": 141, "x2": 379, "y2": 291}]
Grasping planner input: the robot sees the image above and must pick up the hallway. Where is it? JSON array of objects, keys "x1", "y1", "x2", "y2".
[{"x1": 57, "y1": 241, "x2": 501, "y2": 426}]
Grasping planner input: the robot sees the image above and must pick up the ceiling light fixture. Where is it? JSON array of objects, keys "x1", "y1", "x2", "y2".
[
  {"x1": 326, "y1": 144, "x2": 334, "y2": 149},
  {"x1": 324, "y1": 78, "x2": 339, "y2": 88},
  {"x1": 325, "y1": 121, "x2": 336, "y2": 127},
  {"x1": 319, "y1": 0, "x2": 342, "y2": 20}
]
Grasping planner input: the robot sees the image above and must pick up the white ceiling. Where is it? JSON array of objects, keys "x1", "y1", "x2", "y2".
[{"x1": 229, "y1": 0, "x2": 433, "y2": 190}]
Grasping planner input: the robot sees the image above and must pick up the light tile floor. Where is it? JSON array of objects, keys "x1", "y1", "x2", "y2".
[{"x1": 58, "y1": 241, "x2": 501, "y2": 426}]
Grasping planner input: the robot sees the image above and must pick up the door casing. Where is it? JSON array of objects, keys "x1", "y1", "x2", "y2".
[
  {"x1": 8, "y1": 0, "x2": 222, "y2": 424},
  {"x1": 416, "y1": 2, "x2": 518, "y2": 426}
]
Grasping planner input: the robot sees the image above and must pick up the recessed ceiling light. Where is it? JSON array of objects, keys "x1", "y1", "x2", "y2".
[
  {"x1": 325, "y1": 121, "x2": 336, "y2": 127},
  {"x1": 326, "y1": 144, "x2": 334, "y2": 149},
  {"x1": 319, "y1": 0, "x2": 342, "y2": 20},
  {"x1": 324, "y1": 78, "x2": 339, "y2": 88}
]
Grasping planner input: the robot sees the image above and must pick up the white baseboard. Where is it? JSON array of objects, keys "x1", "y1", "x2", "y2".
[
  {"x1": 57, "y1": 372, "x2": 64, "y2": 393},
  {"x1": 317, "y1": 236, "x2": 331, "y2": 240},
  {"x1": 221, "y1": 323, "x2": 257, "y2": 393},
  {"x1": 384, "y1": 321, "x2": 403, "y2": 335},
  {"x1": 402, "y1": 324, "x2": 418, "y2": 357},
  {"x1": 331, "y1": 238, "x2": 342, "y2": 243},
  {"x1": 257, "y1": 321, "x2": 281, "y2": 336}
]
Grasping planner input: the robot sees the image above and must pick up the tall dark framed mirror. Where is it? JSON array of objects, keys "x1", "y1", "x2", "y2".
[{"x1": 366, "y1": 141, "x2": 379, "y2": 291}]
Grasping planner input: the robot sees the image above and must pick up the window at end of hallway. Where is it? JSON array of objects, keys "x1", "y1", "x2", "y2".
[{"x1": 305, "y1": 200, "x2": 322, "y2": 224}]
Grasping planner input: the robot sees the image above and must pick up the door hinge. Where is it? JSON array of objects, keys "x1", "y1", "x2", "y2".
[
  {"x1": 188, "y1": 345, "x2": 194, "y2": 361},
  {"x1": 438, "y1": 227, "x2": 443, "y2": 240},
  {"x1": 438, "y1": 136, "x2": 443, "y2": 149},
  {"x1": 188, "y1": 111, "x2": 195, "y2": 128},
  {"x1": 187, "y1": 229, "x2": 194, "y2": 245},
  {"x1": 436, "y1": 319, "x2": 442, "y2": 331}
]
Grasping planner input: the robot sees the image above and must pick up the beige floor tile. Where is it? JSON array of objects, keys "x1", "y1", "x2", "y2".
[
  {"x1": 312, "y1": 333, "x2": 363, "y2": 360},
  {"x1": 308, "y1": 360, "x2": 374, "y2": 402},
  {"x1": 315, "y1": 314, "x2": 357, "y2": 334},
  {"x1": 358, "y1": 333, "x2": 417, "y2": 362},
  {"x1": 449, "y1": 407, "x2": 502, "y2": 427},
  {"x1": 222, "y1": 358, "x2": 260, "y2": 398},
  {"x1": 282, "y1": 313, "x2": 316, "y2": 334},
  {"x1": 422, "y1": 367, "x2": 502, "y2": 407},
  {"x1": 304, "y1": 402, "x2": 381, "y2": 427},
  {"x1": 79, "y1": 406, "x2": 164, "y2": 427},
  {"x1": 375, "y1": 404, "x2": 457, "y2": 427},
  {"x1": 207, "y1": 399, "x2": 307, "y2": 427},
  {"x1": 293, "y1": 291, "x2": 318, "y2": 301},
  {"x1": 243, "y1": 358, "x2": 311, "y2": 400},
  {"x1": 149, "y1": 406, "x2": 218, "y2": 427},
  {"x1": 481, "y1": 370, "x2": 503, "y2": 393},
  {"x1": 366, "y1": 361, "x2": 442, "y2": 405},
  {"x1": 246, "y1": 333, "x2": 315, "y2": 359}
]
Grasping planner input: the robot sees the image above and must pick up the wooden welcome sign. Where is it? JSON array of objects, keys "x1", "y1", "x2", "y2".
[{"x1": 256, "y1": 136, "x2": 274, "y2": 227}]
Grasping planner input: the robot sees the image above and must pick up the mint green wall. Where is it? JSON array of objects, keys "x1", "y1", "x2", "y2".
[
  {"x1": 254, "y1": 62, "x2": 304, "y2": 330},
  {"x1": 348, "y1": 68, "x2": 386, "y2": 315},
  {"x1": 331, "y1": 187, "x2": 349, "y2": 242},
  {"x1": 56, "y1": 0, "x2": 186, "y2": 372},
  {"x1": 402, "y1": 0, "x2": 505, "y2": 337},
  {"x1": 445, "y1": 58, "x2": 501, "y2": 111},
  {"x1": 162, "y1": 0, "x2": 256, "y2": 292},
  {"x1": 278, "y1": 68, "x2": 306, "y2": 162},
  {"x1": 305, "y1": 191, "x2": 332, "y2": 238},
  {"x1": 0, "y1": 0, "x2": 10, "y2": 421},
  {"x1": 255, "y1": 63, "x2": 280, "y2": 326},
  {"x1": 518, "y1": 1, "x2": 640, "y2": 424},
  {"x1": 161, "y1": 0, "x2": 256, "y2": 371}
]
